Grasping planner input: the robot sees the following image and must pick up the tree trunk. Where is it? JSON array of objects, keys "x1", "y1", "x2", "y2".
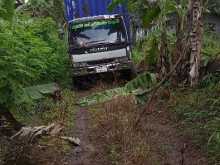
[
  {"x1": 188, "y1": 0, "x2": 203, "y2": 87},
  {"x1": 171, "y1": 10, "x2": 190, "y2": 86},
  {"x1": 157, "y1": 28, "x2": 170, "y2": 80}
]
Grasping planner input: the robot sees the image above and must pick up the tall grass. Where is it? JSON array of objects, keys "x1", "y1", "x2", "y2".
[
  {"x1": 169, "y1": 83, "x2": 220, "y2": 164},
  {"x1": 90, "y1": 96, "x2": 150, "y2": 165}
]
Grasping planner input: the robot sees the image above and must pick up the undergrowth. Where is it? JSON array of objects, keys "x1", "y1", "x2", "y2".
[
  {"x1": 79, "y1": 72, "x2": 156, "y2": 106},
  {"x1": 1, "y1": 89, "x2": 76, "y2": 165},
  {"x1": 90, "y1": 96, "x2": 150, "y2": 165},
  {"x1": 202, "y1": 32, "x2": 220, "y2": 59},
  {"x1": 13, "y1": 89, "x2": 76, "y2": 130},
  {"x1": 169, "y1": 82, "x2": 220, "y2": 164}
]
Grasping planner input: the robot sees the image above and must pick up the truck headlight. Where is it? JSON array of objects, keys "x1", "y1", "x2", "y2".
[
  {"x1": 126, "y1": 46, "x2": 130, "y2": 52},
  {"x1": 126, "y1": 46, "x2": 131, "y2": 58}
]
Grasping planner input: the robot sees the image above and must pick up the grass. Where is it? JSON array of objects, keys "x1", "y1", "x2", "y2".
[
  {"x1": 78, "y1": 72, "x2": 157, "y2": 106},
  {"x1": 12, "y1": 89, "x2": 75, "y2": 127},
  {"x1": 168, "y1": 83, "x2": 220, "y2": 164},
  {"x1": 1, "y1": 89, "x2": 76, "y2": 165},
  {"x1": 132, "y1": 47, "x2": 145, "y2": 64},
  {"x1": 90, "y1": 96, "x2": 151, "y2": 165},
  {"x1": 202, "y1": 32, "x2": 220, "y2": 58}
]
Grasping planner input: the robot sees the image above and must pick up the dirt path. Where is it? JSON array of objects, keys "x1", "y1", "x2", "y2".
[
  {"x1": 65, "y1": 86, "x2": 208, "y2": 165},
  {"x1": 141, "y1": 109, "x2": 208, "y2": 165},
  {"x1": 66, "y1": 107, "x2": 93, "y2": 165},
  {"x1": 65, "y1": 86, "x2": 110, "y2": 165}
]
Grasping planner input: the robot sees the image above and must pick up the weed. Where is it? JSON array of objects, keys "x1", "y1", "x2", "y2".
[
  {"x1": 1, "y1": 89, "x2": 76, "y2": 165},
  {"x1": 78, "y1": 72, "x2": 157, "y2": 106},
  {"x1": 132, "y1": 47, "x2": 145, "y2": 64},
  {"x1": 169, "y1": 84, "x2": 220, "y2": 164},
  {"x1": 11, "y1": 89, "x2": 75, "y2": 127},
  {"x1": 202, "y1": 32, "x2": 220, "y2": 58},
  {"x1": 90, "y1": 96, "x2": 150, "y2": 165}
]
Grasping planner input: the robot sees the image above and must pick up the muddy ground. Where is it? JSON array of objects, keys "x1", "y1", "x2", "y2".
[
  {"x1": 0, "y1": 80, "x2": 209, "y2": 165},
  {"x1": 63, "y1": 85, "x2": 208, "y2": 165}
]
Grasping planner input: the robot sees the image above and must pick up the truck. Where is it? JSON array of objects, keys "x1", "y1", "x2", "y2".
[{"x1": 64, "y1": 0, "x2": 136, "y2": 87}]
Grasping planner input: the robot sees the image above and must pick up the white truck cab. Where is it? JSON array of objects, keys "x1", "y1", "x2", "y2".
[{"x1": 68, "y1": 14, "x2": 134, "y2": 80}]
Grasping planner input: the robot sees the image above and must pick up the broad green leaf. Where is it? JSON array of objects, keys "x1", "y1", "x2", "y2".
[
  {"x1": 24, "y1": 83, "x2": 59, "y2": 100},
  {"x1": 142, "y1": 6, "x2": 161, "y2": 28},
  {"x1": 108, "y1": 0, "x2": 127, "y2": 12}
]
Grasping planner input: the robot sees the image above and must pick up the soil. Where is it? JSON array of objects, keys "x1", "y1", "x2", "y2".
[
  {"x1": 65, "y1": 87, "x2": 208, "y2": 165},
  {"x1": 65, "y1": 84, "x2": 113, "y2": 165},
  {"x1": 0, "y1": 81, "x2": 209, "y2": 165},
  {"x1": 141, "y1": 109, "x2": 208, "y2": 165},
  {"x1": 65, "y1": 108, "x2": 91, "y2": 165}
]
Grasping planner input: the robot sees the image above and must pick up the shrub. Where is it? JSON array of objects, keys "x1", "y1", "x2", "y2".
[
  {"x1": 169, "y1": 84, "x2": 220, "y2": 163},
  {"x1": 0, "y1": 15, "x2": 69, "y2": 108}
]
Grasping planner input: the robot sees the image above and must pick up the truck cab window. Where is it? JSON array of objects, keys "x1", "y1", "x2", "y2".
[{"x1": 70, "y1": 18, "x2": 127, "y2": 48}]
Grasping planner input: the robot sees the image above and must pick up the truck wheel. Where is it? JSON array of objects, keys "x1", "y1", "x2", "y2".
[
  {"x1": 72, "y1": 77, "x2": 80, "y2": 90},
  {"x1": 121, "y1": 66, "x2": 137, "y2": 81},
  {"x1": 130, "y1": 64, "x2": 138, "y2": 79},
  {"x1": 72, "y1": 76, "x2": 91, "y2": 90}
]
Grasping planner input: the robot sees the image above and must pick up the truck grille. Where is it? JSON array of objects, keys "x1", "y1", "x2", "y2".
[{"x1": 87, "y1": 59, "x2": 114, "y2": 65}]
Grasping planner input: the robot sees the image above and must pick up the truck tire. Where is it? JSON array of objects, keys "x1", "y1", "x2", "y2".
[
  {"x1": 121, "y1": 65, "x2": 137, "y2": 81},
  {"x1": 130, "y1": 64, "x2": 138, "y2": 78},
  {"x1": 72, "y1": 76, "x2": 90, "y2": 90}
]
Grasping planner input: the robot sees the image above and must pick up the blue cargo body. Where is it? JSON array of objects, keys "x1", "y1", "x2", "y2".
[
  {"x1": 64, "y1": 0, "x2": 130, "y2": 37},
  {"x1": 64, "y1": 0, "x2": 129, "y2": 22}
]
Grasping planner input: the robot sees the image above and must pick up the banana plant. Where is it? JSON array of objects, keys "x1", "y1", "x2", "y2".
[
  {"x1": 24, "y1": 0, "x2": 65, "y2": 24},
  {"x1": 109, "y1": 0, "x2": 178, "y2": 78}
]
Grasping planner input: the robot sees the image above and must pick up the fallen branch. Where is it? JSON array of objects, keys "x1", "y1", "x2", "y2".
[
  {"x1": 10, "y1": 123, "x2": 81, "y2": 147},
  {"x1": 60, "y1": 136, "x2": 80, "y2": 146},
  {"x1": 10, "y1": 123, "x2": 63, "y2": 143}
]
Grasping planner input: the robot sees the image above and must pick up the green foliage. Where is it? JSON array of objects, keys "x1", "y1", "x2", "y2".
[
  {"x1": 143, "y1": 31, "x2": 161, "y2": 66},
  {"x1": 130, "y1": 27, "x2": 160, "y2": 66},
  {"x1": 132, "y1": 28, "x2": 176, "y2": 67},
  {"x1": 131, "y1": 47, "x2": 144, "y2": 64},
  {"x1": 0, "y1": 0, "x2": 15, "y2": 22},
  {"x1": 0, "y1": 15, "x2": 69, "y2": 108},
  {"x1": 109, "y1": 0, "x2": 177, "y2": 28},
  {"x1": 25, "y1": 0, "x2": 65, "y2": 24},
  {"x1": 142, "y1": 6, "x2": 161, "y2": 27},
  {"x1": 131, "y1": 25, "x2": 220, "y2": 77},
  {"x1": 13, "y1": 89, "x2": 75, "y2": 126},
  {"x1": 125, "y1": 72, "x2": 156, "y2": 91},
  {"x1": 110, "y1": 0, "x2": 180, "y2": 68},
  {"x1": 24, "y1": 83, "x2": 59, "y2": 100},
  {"x1": 79, "y1": 87, "x2": 129, "y2": 106},
  {"x1": 108, "y1": 0, "x2": 126, "y2": 12},
  {"x1": 170, "y1": 84, "x2": 220, "y2": 163},
  {"x1": 202, "y1": 32, "x2": 220, "y2": 58},
  {"x1": 200, "y1": 73, "x2": 220, "y2": 88},
  {"x1": 207, "y1": 0, "x2": 220, "y2": 16},
  {"x1": 79, "y1": 72, "x2": 157, "y2": 106}
]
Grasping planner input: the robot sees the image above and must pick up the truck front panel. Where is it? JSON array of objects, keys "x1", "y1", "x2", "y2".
[{"x1": 71, "y1": 47, "x2": 127, "y2": 62}]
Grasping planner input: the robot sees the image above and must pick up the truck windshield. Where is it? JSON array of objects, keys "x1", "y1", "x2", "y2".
[{"x1": 70, "y1": 18, "x2": 127, "y2": 48}]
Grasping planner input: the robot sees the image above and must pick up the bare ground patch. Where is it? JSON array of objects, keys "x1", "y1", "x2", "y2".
[{"x1": 87, "y1": 95, "x2": 208, "y2": 165}]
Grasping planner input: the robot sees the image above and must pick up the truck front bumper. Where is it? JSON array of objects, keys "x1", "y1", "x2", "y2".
[{"x1": 72, "y1": 59, "x2": 133, "y2": 76}]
